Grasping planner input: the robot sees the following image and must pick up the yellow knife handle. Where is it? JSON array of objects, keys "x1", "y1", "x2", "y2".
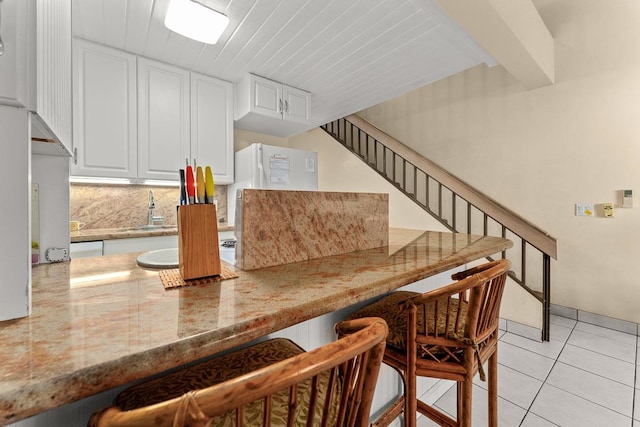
[
  {"x1": 196, "y1": 167, "x2": 205, "y2": 203},
  {"x1": 205, "y1": 166, "x2": 215, "y2": 203}
]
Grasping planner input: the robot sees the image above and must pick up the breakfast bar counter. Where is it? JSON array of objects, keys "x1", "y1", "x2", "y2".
[{"x1": 0, "y1": 228, "x2": 511, "y2": 425}]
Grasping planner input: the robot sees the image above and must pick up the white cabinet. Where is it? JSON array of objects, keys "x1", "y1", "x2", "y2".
[
  {"x1": 0, "y1": 106, "x2": 30, "y2": 321},
  {"x1": 282, "y1": 85, "x2": 311, "y2": 123},
  {"x1": 103, "y1": 235, "x2": 178, "y2": 255},
  {"x1": 138, "y1": 58, "x2": 190, "y2": 181},
  {"x1": 218, "y1": 231, "x2": 235, "y2": 241},
  {"x1": 242, "y1": 74, "x2": 310, "y2": 123},
  {"x1": 1, "y1": 0, "x2": 74, "y2": 155},
  {"x1": 72, "y1": 236, "x2": 180, "y2": 258},
  {"x1": 70, "y1": 241, "x2": 103, "y2": 258},
  {"x1": 235, "y1": 74, "x2": 311, "y2": 137},
  {"x1": 191, "y1": 72, "x2": 234, "y2": 184},
  {"x1": 72, "y1": 39, "x2": 137, "y2": 178},
  {"x1": 0, "y1": 0, "x2": 31, "y2": 108},
  {"x1": 34, "y1": 0, "x2": 73, "y2": 153},
  {"x1": 71, "y1": 44, "x2": 234, "y2": 184},
  {"x1": 0, "y1": 0, "x2": 74, "y2": 155},
  {"x1": 138, "y1": 63, "x2": 234, "y2": 184},
  {"x1": 249, "y1": 75, "x2": 282, "y2": 120}
]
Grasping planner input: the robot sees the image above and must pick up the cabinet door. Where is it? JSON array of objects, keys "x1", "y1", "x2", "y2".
[
  {"x1": 191, "y1": 72, "x2": 234, "y2": 184},
  {"x1": 283, "y1": 85, "x2": 311, "y2": 124},
  {"x1": 103, "y1": 235, "x2": 178, "y2": 255},
  {"x1": 138, "y1": 58, "x2": 190, "y2": 181},
  {"x1": 36, "y1": 0, "x2": 72, "y2": 152},
  {"x1": 0, "y1": 0, "x2": 31, "y2": 108},
  {"x1": 0, "y1": 106, "x2": 29, "y2": 321},
  {"x1": 72, "y1": 39, "x2": 137, "y2": 178},
  {"x1": 250, "y1": 74, "x2": 282, "y2": 119}
]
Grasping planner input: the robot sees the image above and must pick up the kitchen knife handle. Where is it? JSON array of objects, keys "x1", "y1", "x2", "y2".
[
  {"x1": 179, "y1": 169, "x2": 187, "y2": 205},
  {"x1": 205, "y1": 166, "x2": 215, "y2": 204},
  {"x1": 186, "y1": 166, "x2": 195, "y2": 204},
  {"x1": 196, "y1": 166, "x2": 205, "y2": 203}
]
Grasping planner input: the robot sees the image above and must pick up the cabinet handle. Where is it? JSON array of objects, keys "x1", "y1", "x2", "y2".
[
  {"x1": 73, "y1": 147, "x2": 78, "y2": 165},
  {"x1": 278, "y1": 99, "x2": 283, "y2": 113},
  {"x1": 284, "y1": 100, "x2": 289, "y2": 114}
]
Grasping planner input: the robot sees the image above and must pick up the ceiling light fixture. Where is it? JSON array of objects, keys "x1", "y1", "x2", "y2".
[{"x1": 164, "y1": 0, "x2": 229, "y2": 45}]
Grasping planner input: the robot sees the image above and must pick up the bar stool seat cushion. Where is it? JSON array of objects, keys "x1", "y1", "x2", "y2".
[
  {"x1": 113, "y1": 338, "x2": 341, "y2": 426},
  {"x1": 347, "y1": 291, "x2": 468, "y2": 356}
]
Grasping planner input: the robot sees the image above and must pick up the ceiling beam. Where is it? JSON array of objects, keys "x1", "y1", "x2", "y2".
[{"x1": 435, "y1": 0, "x2": 554, "y2": 89}]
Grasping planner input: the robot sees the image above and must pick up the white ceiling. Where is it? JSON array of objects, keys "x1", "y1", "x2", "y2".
[{"x1": 72, "y1": 0, "x2": 495, "y2": 136}]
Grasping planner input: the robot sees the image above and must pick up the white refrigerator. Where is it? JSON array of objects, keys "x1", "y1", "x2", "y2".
[{"x1": 227, "y1": 143, "x2": 318, "y2": 225}]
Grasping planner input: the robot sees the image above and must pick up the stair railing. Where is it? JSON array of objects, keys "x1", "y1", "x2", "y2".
[{"x1": 321, "y1": 114, "x2": 558, "y2": 341}]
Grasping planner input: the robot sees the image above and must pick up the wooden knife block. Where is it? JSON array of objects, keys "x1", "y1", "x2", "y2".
[{"x1": 178, "y1": 204, "x2": 221, "y2": 280}]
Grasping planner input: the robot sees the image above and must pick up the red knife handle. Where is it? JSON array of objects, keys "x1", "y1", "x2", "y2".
[{"x1": 186, "y1": 166, "x2": 195, "y2": 204}]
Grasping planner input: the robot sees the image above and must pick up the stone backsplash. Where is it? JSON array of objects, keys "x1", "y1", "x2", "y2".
[{"x1": 70, "y1": 183, "x2": 227, "y2": 229}]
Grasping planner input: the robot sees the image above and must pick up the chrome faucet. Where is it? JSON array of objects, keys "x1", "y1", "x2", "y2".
[{"x1": 147, "y1": 190, "x2": 164, "y2": 226}]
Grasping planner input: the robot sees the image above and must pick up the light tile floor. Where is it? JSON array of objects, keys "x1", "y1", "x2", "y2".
[{"x1": 418, "y1": 314, "x2": 638, "y2": 426}]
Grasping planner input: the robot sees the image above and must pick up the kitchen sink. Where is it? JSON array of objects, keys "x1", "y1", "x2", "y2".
[
  {"x1": 136, "y1": 248, "x2": 179, "y2": 268},
  {"x1": 136, "y1": 243, "x2": 235, "y2": 268}
]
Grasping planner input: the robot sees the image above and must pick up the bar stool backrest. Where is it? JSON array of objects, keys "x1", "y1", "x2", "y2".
[{"x1": 89, "y1": 317, "x2": 388, "y2": 427}]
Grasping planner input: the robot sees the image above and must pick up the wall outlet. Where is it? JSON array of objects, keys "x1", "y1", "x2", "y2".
[
  {"x1": 575, "y1": 203, "x2": 594, "y2": 217},
  {"x1": 603, "y1": 202, "x2": 614, "y2": 218}
]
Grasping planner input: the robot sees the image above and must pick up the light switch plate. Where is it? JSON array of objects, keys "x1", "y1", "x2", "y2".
[{"x1": 575, "y1": 203, "x2": 594, "y2": 217}]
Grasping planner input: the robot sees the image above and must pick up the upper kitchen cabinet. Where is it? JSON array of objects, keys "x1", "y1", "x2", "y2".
[
  {"x1": 283, "y1": 85, "x2": 311, "y2": 124},
  {"x1": 235, "y1": 74, "x2": 311, "y2": 137},
  {"x1": 242, "y1": 75, "x2": 282, "y2": 120},
  {"x1": 0, "y1": 0, "x2": 31, "y2": 108},
  {"x1": 32, "y1": 0, "x2": 73, "y2": 155},
  {"x1": 71, "y1": 42, "x2": 234, "y2": 184},
  {"x1": 0, "y1": 0, "x2": 71, "y2": 154},
  {"x1": 72, "y1": 39, "x2": 137, "y2": 178},
  {"x1": 138, "y1": 61, "x2": 233, "y2": 184},
  {"x1": 137, "y1": 58, "x2": 190, "y2": 181},
  {"x1": 191, "y1": 72, "x2": 234, "y2": 184}
]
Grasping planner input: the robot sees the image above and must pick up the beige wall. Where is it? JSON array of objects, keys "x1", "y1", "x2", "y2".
[
  {"x1": 234, "y1": 129, "x2": 289, "y2": 152},
  {"x1": 357, "y1": 0, "x2": 640, "y2": 323},
  {"x1": 290, "y1": 129, "x2": 446, "y2": 231}
]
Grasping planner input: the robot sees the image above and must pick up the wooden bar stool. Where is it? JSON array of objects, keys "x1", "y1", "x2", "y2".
[
  {"x1": 347, "y1": 259, "x2": 511, "y2": 427},
  {"x1": 88, "y1": 317, "x2": 388, "y2": 427}
]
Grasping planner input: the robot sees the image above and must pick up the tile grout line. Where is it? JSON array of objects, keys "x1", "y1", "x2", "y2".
[
  {"x1": 534, "y1": 321, "x2": 638, "y2": 423},
  {"x1": 439, "y1": 319, "x2": 636, "y2": 426},
  {"x1": 517, "y1": 320, "x2": 576, "y2": 427},
  {"x1": 567, "y1": 322, "x2": 638, "y2": 421},
  {"x1": 633, "y1": 333, "x2": 638, "y2": 424}
]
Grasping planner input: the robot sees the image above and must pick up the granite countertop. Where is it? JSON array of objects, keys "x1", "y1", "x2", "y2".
[
  {"x1": 0, "y1": 228, "x2": 511, "y2": 425},
  {"x1": 71, "y1": 223, "x2": 234, "y2": 242}
]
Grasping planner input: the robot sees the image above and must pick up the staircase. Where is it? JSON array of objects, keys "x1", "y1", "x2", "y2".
[{"x1": 321, "y1": 115, "x2": 558, "y2": 341}]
